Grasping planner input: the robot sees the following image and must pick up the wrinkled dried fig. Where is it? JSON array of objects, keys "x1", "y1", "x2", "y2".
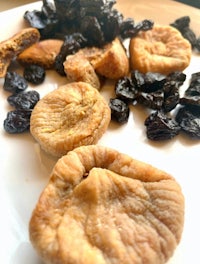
[{"x1": 29, "y1": 145, "x2": 185, "y2": 264}]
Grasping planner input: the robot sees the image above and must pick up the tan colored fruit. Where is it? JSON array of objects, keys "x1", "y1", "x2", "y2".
[
  {"x1": 129, "y1": 25, "x2": 192, "y2": 75},
  {"x1": 64, "y1": 52, "x2": 101, "y2": 90},
  {"x1": 63, "y1": 38, "x2": 129, "y2": 87},
  {"x1": 29, "y1": 145, "x2": 185, "y2": 264},
  {"x1": 30, "y1": 82, "x2": 111, "y2": 157},
  {"x1": 0, "y1": 27, "x2": 40, "y2": 77},
  {"x1": 17, "y1": 39, "x2": 63, "y2": 69}
]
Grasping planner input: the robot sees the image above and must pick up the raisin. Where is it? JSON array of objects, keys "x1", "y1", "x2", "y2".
[
  {"x1": 163, "y1": 86, "x2": 180, "y2": 112},
  {"x1": 185, "y1": 72, "x2": 200, "y2": 96},
  {"x1": 137, "y1": 91, "x2": 164, "y2": 110},
  {"x1": 3, "y1": 110, "x2": 31, "y2": 134},
  {"x1": 3, "y1": 72, "x2": 28, "y2": 94},
  {"x1": 24, "y1": 64, "x2": 46, "y2": 85},
  {"x1": 119, "y1": 18, "x2": 154, "y2": 39},
  {"x1": 170, "y1": 16, "x2": 198, "y2": 49},
  {"x1": 195, "y1": 36, "x2": 200, "y2": 51},
  {"x1": 175, "y1": 106, "x2": 200, "y2": 139},
  {"x1": 131, "y1": 71, "x2": 166, "y2": 92},
  {"x1": 144, "y1": 111, "x2": 181, "y2": 141},
  {"x1": 109, "y1": 98, "x2": 129, "y2": 123},
  {"x1": 7, "y1": 90, "x2": 40, "y2": 110},
  {"x1": 115, "y1": 77, "x2": 138, "y2": 102}
]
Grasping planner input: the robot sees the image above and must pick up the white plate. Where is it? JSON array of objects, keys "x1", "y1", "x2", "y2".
[{"x1": 0, "y1": 2, "x2": 200, "y2": 264}]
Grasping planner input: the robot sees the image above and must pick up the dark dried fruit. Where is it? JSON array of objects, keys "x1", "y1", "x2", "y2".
[
  {"x1": 24, "y1": 65, "x2": 46, "y2": 84},
  {"x1": 7, "y1": 90, "x2": 40, "y2": 110},
  {"x1": 185, "y1": 72, "x2": 200, "y2": 96},
  {"x1": 163, "y1": 86, "x2": 180, "y2": 112},
  {"x1": 170, "y1": 16, "x2": 198, "y2": 49},
  {"x1": 54, "y1": 33, "x2": 87, "y2": 75},
  {"x1": 175, "y1": 106, "x2": 200, "y2": 139},
  {"x1": 131, "y1": 70, "x2": 166, "y2": 92},
  {"x1": 3, "y1": 110, "x2": 31, "y2": 134},
  {"x1": 3, "y1": 72, "x2": 28, "y2": 93},
  {"x1": 137, "y1": 91, "x2": 164, "y2": 110},
  {"x1": 119, "y1": 18, "x2": 154, "y2": 39},
  {"x1": 115, "y1": 77, "x2": 137, "y2": 102},
  {"x1": 109, "y1": 98, "x2": 129, "y2": 123},
  {"x1": 144, "y1": 111, "x2": 181, "y2": 141}
]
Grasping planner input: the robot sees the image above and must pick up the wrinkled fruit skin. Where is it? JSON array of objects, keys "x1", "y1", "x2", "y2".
[{"x1": 29, "y1": 145, "x2": 185, "y2": 264}]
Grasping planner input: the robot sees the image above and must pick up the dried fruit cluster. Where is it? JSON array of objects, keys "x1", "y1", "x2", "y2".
[{"x1": 110, "y1": 70, "x2": 200, "y2": 140}]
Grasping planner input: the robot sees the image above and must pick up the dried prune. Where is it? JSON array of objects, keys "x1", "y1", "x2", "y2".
[
  {"x1": 3, "y1": 72, "x2": 28, "y2": 93},
  {"x1": 3, "y1": 110, "x2": 31, "y2": 134},
  {"x1": 109, "y1": 98, "x2": 129, "y2": 123},
  {"x1": 144, "y1": 111, "x2": 181, "y2": 141},
  {"x1": 175, "y1": 106, "x2": 200, "y2": 139},
  {"x1": 24, "y1": 65, "x2": 46, "y2": 84},
  {"x1": 7, "y1": 90, "x2": 40, "y2": 110},
  {"x1": 115, "y1": 77, "x2": 137, "y2": 102}
]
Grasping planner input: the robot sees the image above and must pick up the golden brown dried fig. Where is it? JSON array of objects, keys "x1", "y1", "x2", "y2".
[
  {"x1": 0, "y1": 27, "x2": 40, "y2": 77},
  {"x1": 129, "y1": 25, "x2": 191, "y2": 75},
  {"x1": 29, "y1": 145, "x2": 185, "y2": 264},
  {"x1": 17, "y1": 39, "x2": 63, "y2": 69},
  {"x1": 63, "y1": 38, "x2": 129, "y2": 85},
  {"x1": 30, "y1": 82, "x2": 111, "y2": 157}
]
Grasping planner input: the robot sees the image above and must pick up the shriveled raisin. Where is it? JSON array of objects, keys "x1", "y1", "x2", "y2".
[
  {"x1": 3, "y1": 72, "x2": 28, "y2": 93},
  {"x1": 175, "y1": 106, "x2": 200, "y2": 139},
  {"x1": 144, "y1": 111, "x2": 181, "y2": 141},
  {"x1": 24, "y1": 64, "x2": 46, "y2": 84},
  {"x1": 7, "y1": 90, "x2": 40, "y2": 110},
  {"x1": 115, "y1": 77, "x2": 137, "y2": 102},
  {"x1": 3, "y1": 110, "x2": 31, "y2": 134},
  {"x1": 109, "y1": 98, "x2": 129, "y2": 123}
]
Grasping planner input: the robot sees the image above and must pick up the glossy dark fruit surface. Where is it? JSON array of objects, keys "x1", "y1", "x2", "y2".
[
  {"x1": 7, "y1": 90, "x2": 40, "y2": 110},
  {"x1": 109, "y1": 98, "x2": 130, "y2": 123},
  {"x1": 3, "y1": 72, "x2": 28, "y2": 94},
  {"x1": 24, "y1": 65, "x2": 46, "y2": 85},
  {"x1": 4, "y1": 110, "x2": 32, "y2": 134}
]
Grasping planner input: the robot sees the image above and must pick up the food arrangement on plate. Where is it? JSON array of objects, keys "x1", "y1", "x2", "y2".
[{"x1": 1, "y1": 0, "x2": 200, "y2": 263}]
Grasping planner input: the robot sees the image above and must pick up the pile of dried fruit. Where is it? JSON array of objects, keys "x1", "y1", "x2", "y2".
[{"x1": 110, "y1": 70, "x2": 200, "y2": 140}]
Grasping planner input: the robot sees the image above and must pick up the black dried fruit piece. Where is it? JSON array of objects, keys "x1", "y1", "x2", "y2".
[
  {"x1": 55, "y1": 33, "x2": 87, "y2": 75},
  {"x1": 185, "y1": 72, "x2": 200, "y2": 96},
  {"x1": 170, "y1": 16, "x2": 190, "y2": 32},
  {"x1": 3, "y1": 110, "x2": 31, "y2": 134},
  {"x1": 163, "y1": 86, "x2": 180, "y2": 112},
  {"x1": 80, "y1": 16, "x2": 105, "y2": 46},
  {"x1": 144, "y1": 111, "x2": 181, "y2": 141},
  {"x1": 109, "y1": 98, "x2": 129, "y2": 123},
  {"x1": 175, "y1": 106, "x2": 200, "y2": 139},
  {"x1": 195, "y1": 36, "x2": 200, "y2": 51},
  {"x1": 7, "y1": 90, "x2": 40, "y2": 110},
  {"x1": 115, "y1": 77, "x2": 138, "y2": 102},
  {"x1": 181, "y1": 27, "x2": 197, "y2": 48},
  {"x1": 180, "y1": 96, "x2": 200, "y2": 107},
  {"x1": 137, "y1": 91, "x2": 164, "y2": 110},
  {"x1": 170, "y1": 16, "x2": 198, "y2": 49},
  {"x1": 3, "y1": 72, "x2": 28, "y2": 94},
  {"x1": 131, "y1": 70, "x2": 166, "y2": 92},
  {"x1": 24, "y1": 65, "x2": 46, "y2": 85}
]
